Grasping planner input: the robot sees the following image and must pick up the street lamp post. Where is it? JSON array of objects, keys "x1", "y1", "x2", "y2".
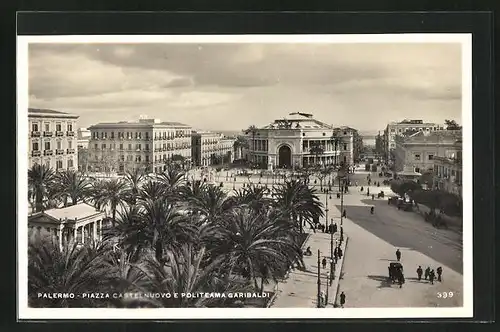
[
  {"x1": 325, "y1": 271, "x2": 330, "y2": 306},
  {"x1": 339, "y1": 168, "x2": 346, "y2": 226},
  {"x1": 317, "y1": 249, "x2": 321, "y2": 308}
]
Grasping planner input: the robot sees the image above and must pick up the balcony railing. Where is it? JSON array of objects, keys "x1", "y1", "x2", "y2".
[
  {"x1": 56, "y1": 131, "x2": 64, "y2": 137},
  {"x1": 31, "y1": 131, "x2": 41, "y2": 138},
  {"x1": 56, "y1": 149, "x2": 65, "y2": 155},
  {"x1": 67, "y1": 131, "x2": 75, "y2": 136},
  {"x1": 67, "y1": 148, "x2": 75, "y2": 154},
  {"x1": 43, "y1": 131, "x2": 53, "y2": 137},
  {"x1": 44, "y1": 150, "x2": 54, "y2": 156},
  {"x1": 31, "y1": 150, "x2": 41, "y2": 157}
]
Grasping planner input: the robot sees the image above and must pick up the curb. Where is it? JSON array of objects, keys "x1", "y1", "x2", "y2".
[
  {"x1": 331, "y1": 234, "x2": 349, "y2": 307},
  {"x1": 265, "y1": 284, "x2": 279, "y2": 308}
]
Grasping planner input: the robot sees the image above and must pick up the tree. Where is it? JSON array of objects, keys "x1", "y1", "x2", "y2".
[
  {"x1": 330, "y1": 133, "x2": 342, "y2": 166},
  {"x1": 92, "y1": 178, "x2": 128, "y2": 227},
  {"x1": 53, "y1": 170, "x2": 92, "y2": 206},
  {"x1": 233, "y1": 135, "x2": 249, "y2": 160},
  {"x1": 390, "y1": 180, "x2": 422, "y2": 198},
  {"x1": 445, "y1": 120, "x2": 462, "y2": 130},
  {"x1": 309, "y1": 143, "x2": 325, "y2": 166},
  {"x1": 28, "y1": 233, "x2": 113, "y2": 308},
  {"x1": 28, "y1": 164, "x2": 56, "y2": 212},
  {"x1": 244, "y1": 125, "x2": 258, "y2": 163}
]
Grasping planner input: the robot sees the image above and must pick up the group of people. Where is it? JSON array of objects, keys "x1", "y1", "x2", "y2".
[{"x1": 416, "y1": 266, "x2": 443, "y2": 284}]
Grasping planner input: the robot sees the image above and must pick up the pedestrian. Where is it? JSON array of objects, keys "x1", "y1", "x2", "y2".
[
  {"x1": 320, "y1": 291, "x2": 326, "y2": 307},
  {"x1": 338, "y1": 247, "x2": 343, "y2": 259},
  {"x1": 367, "y1": 188, "x2": 370, "y2": 196},
  {"x1": 333, "y1": 222, "x2": 338, "y2": 234},
  {"x1": 429, "y1": 269, "x2": 435, "y2": 284},
  {"x1": 360, "y1": 186, "x2": 364, "y2": 192},
  {"x1": 424, "y1": 267, "x2": 430, "y2": 280},
  {"x1": 339, "y1": 292, "x2": 346, "y2": 308},
  {"x1": 417, "y1": 266, "x2": 423, "y2": 281},
  {"x1": 355, "y1": 181, "x2": 358, "y2": 187},
  {"x1": 342, "y1": 210, "x2": 347, "y2": 218},
  {"x1": 340, "y1": 226, "x2": 343, "y2": 238},
  {"x1": 340, "y1": 233, "x2": 344, "y2": 243},
  {"x1": 322, "y1": 257, "x2": 327, "y2": 269},
  {"x1": 334, "y1": 246, "x2": 339, "y2": 259},
  {"x1": 395, "y1": 249, "x2": 401, "y2": 261},
  {"x1": 372, "y1": 194, "x2": 375, "y2": 200},
  {"x1": 436, "y1": 266, "x2": 443, "y2": 282}
]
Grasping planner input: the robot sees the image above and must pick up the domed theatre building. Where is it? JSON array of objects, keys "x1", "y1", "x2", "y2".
[{"x1": 246, "y1": 113, "x2": 354, "y2": 170}]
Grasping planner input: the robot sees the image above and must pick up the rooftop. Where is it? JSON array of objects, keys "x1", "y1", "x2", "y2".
[
  {"x1": 403, "y1": 130, "x2": 462, "y2": 144},
  {"x1": 260, "y1": 113, "x2": 333, "y2": 130},
  {"x1": 28, "y1": 108, "x2": 79, "y2": 118},
  {"x1": 89, "y1": 119, "x2": 191, "y2": 129},
  {"x1": 44, "y1": 202, "x2": 102, "y2": 221}
]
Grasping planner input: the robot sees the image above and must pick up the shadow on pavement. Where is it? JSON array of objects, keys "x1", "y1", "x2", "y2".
[{"x1": 366, "y1": 275, "x2": 394, "y2": 288}]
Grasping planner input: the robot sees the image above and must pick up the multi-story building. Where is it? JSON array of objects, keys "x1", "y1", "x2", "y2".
[
  {"x1": 384, "y1": 119, "x2": 445, "y2": 162},
  {"x1": 393, "y1": 130, "x2": 462, "y2": 175},
  {"x1": 77, "y1": 128, "x2": 91, "y2": 149},
  {"x1": 28, "y1": 108, "x2": 79, "y2": 171},
  {"x1": 77, "y1": 128, "x2": 91, "y2": 172},
  {"x1": 87, "y1": 117, "x2": 192, "y2": 174},
  {"x1": 245, "y1": 113, "x2": 352, "y2": 170},
  {"x1": 191, "y1": 131, "x2": 234, "y2": 167},
  {"x1": 332, "y1": 126, "x2": 355, "y2": 166},
  {"x1": 432, "y1": 139, "x2": 462, "y2": 196}
]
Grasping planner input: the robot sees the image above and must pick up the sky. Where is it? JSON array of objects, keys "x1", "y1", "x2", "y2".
[{"x1": 28, "y1": 42, "x2": 462, "y2": 134}]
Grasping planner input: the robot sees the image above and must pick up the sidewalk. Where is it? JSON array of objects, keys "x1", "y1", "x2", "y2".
[{"x1": 271, "y1": 229, "x2": 347, "y2": 308}]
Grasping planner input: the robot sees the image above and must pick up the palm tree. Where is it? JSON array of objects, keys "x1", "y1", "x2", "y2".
[
  {"x1": 92, "y1": 178, "x2": 128, "y2": 227},
  {"x1": 28, "y1": 164, "x2": 56, "y2": 212},
  {"x1": 309, "y1": 143, "x2": 324, "y2": 166},
  {"x1": 272, "y1": 180, "x2": 324, "y2": 233},
  {"x1": 28, "y1": 231, "x2": 113, "y2": 308},
  {"x1": 157, "y1": 165, "x2": 186, "y2": 200},
  {"x1": 123, "y1": 168, "x2": 145, "y2": 205},
  {"x1": 137, "y1": 197, "x2": 198, "y2": 263},
  {"x1": 211, "y1": 206, "x2": 303, "y2": 291},
  {"x1": 233, "y1": 135, "x2": 249, "y2": 160},
  {"x1": 53, "y1": 170, "x2": 92, "y2": 206},
  {"x1": 330, "y1": 133, "x2": 342, "y2": 167},
  {"x1": 244, "y1": 125, "x2": 258, "y2": 163}
]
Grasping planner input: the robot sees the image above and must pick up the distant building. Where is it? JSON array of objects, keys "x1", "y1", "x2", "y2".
[
  {"x1": 28, "y1": 108, "x2": 79, "y2": 171},
  {"x1": 77, "y1": 128, "x2": 91, "y2": 148},
  {"x1": 393, "y1": 130, "x2": 462, "y2": 174},
  {"x1": 245, "y1": 113, "x2": 351, "y2": 170},
  {"x1": 433, "y1": 139, "x2": 462, "y2": 196},
  {"x1": 383, "y1": 119, "x2": 445, "y2": 162},
  {"x1": 191, "y1": 131, "x2": 234, "y2": 166},
  {"x1": 88, "y1": 117, "x2": 192, "y2": 174}
]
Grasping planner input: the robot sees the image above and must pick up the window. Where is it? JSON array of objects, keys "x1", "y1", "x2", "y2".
[
  {"x1": 94, "y1": 143, "x2": 98, "y2": 149},
  {"x1": 120, "y1": 155, "x2": 125, "y2": 161},
  {"x1": 68, "y1": 160, "x2": 73, "y2": 168},
  {"x1": 391, "y1": 129, "x2": 395, "y2": 132},
  {"x1": 56, "y1": 123, "x2": 62, "y2": 131},
  {"x1": 44, "y1": 123, "x2": 50, "y2": 132},
  {"x1": 136, "y1": 155, "x2": 142, "y2": 162},
  {"x1": 111, "y1": 132, "x2": 115, "y2": 139},
  {"x1": 67, "y1": 123, "x2": 73, "y2": 131},
  {"x1": 68, "y1": 141, "x2": 72, "y2": 149},
  {"x1": 56, "y1": 160, "x2": 63, "y2": 170},
  {"x1": 145, "y1": 155, "x2": 150, "y2": 162},
  {"x1": 102, "y1": 144, "x2": 106, "y2": 149},
  {"x1": 57, "y1": 141, "x2": 62, "y2": 149},
  {"x1": 136, "y1": 144, "x2": 141, "y2": 150},
  {"x1": 343, "y1": 144, "x2": 347, "y2": 150},
  {"x1": 95, "y1": 155, "x2": 98, "y2": 161},
  {"x1": 32, "y1": 142, "x2": 39, "y2": 151},
  {"x1": 428, "y1": 154, "x2": 434, "y2": 160},
  {"x1": 119, "y1": 143, "x2": 123, "y2": 150},
  {"x1": 104, "y1": 132, "x2": 108, "y2": 139},
  {"x1": 414, "y1": 154, "x2": 421, "y2": 161},
  {"x1": 145, "y1": 143, "x2": 150, "y2": 150},
  {"x1": 32, "y1": 123, "x2": 38, "y2": 132},
  {"x1": 44, "y1": 142, "x2": 50, "y2": 150}
]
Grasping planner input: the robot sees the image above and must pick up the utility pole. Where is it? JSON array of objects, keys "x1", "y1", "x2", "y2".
[
  {"x1": 317, "y1": 249, "x2": 321, "y2": 308},
  {"x1": 326, "y1": 271, "x2": 330, "y2": 306}
]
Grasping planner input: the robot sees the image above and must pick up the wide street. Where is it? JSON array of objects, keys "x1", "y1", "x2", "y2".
[{"x1": 335, "y1": 167, "x2": 463, "y2": 308}]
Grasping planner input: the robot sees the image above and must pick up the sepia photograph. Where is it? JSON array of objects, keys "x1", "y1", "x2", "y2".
[{"x1": 17, "y1": 34, "x2": 472, "y2": 319}]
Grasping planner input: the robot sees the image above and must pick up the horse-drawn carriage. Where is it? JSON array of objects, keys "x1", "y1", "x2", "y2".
[{"x1": 388, "y1": 262, "x2": 405, "y2": 287}]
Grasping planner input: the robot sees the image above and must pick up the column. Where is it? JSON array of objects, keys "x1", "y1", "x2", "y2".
[
  {"x1": 81, "y1": 226, "x2": 85, "y2": 244},
  {"x1": 58, "y1": 228, "x2": 63, "y2": 250},
  {"x1": 93, "y1": 221, "x2": 97, "y2": 242},
  {"x1": 73, "y1": 227, "x2": 77, "y2": 243}
]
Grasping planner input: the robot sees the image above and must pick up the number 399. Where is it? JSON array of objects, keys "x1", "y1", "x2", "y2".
[{"x1": 437, "y1": 292, "x2": 454, "y2": 298}]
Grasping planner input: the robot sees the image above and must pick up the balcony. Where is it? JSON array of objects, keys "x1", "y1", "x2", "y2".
[
  {"x1": 31, "y1": 150, "x2": 41, "y2": 157},
  {"x1": 67, "y1": 131, "x2": 75, "y2": 136},
  {"x1": 67, "y1": 148, "x2": 75, "y2": 154},
  {"x1": 31, "y1": 131, "x2": 41, "y2": 138},
  {"x1": 43, "y1": 131, "x2": 53, "y2": 137},
  {"x1": 56, "y1": 149, "x2": 65, "y2": 155},
  {"x1": 44, "y1": 150, "x2": 54, "y2": 156},
  {"x1": 56, "y1": 131, "x2": 64, "y2": 137}
]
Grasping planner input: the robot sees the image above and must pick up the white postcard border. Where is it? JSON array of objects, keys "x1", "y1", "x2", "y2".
[{"x1": 17, "y1": 33, "x2": 473, "y2": 320}]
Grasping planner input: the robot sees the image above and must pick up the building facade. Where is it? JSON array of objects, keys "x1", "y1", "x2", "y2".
[
  {"x1": 393, "y1": 130, "x2": 462, "y2": 174},
  {"x1": 384, "y1": 119, "x2": 444, "y2": 162},
  {"x1": 245, "y1": 113, "x2": 352, "y2": 170},
  {"x1": 88, "y1": 118, "x2": 192, "y2": 174},
  {"x1": 28, "y1": 108, "x2": 79, "y2": 171},
  {"x1": 191, "y1": 131, "x2": 234, "y2": 166},
  {"x1": 432, "y1": 139, "x2": 462, "y2": 196}
]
